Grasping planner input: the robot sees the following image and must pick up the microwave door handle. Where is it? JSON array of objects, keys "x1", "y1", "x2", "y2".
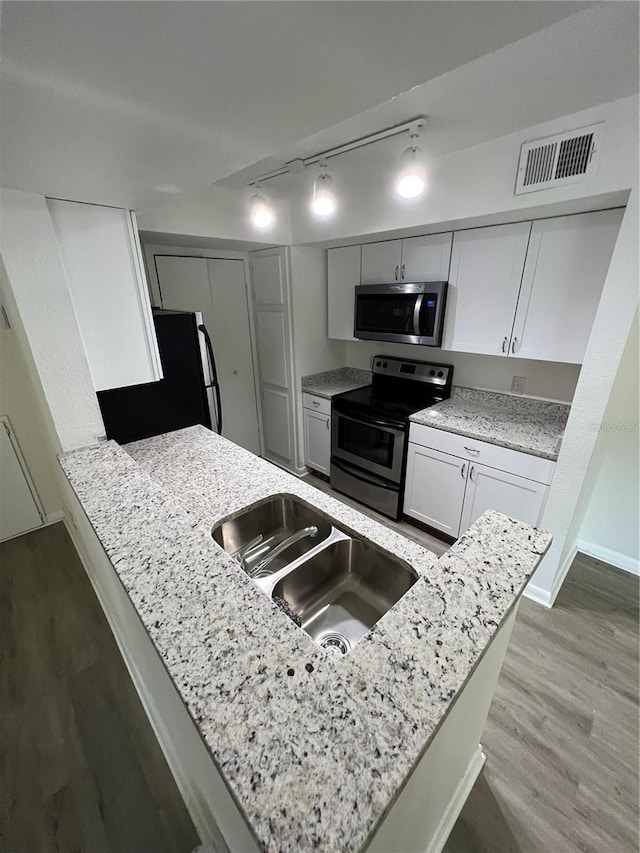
[{"x1": 412, "y1": 294, "x2": 424, "y2": 336}]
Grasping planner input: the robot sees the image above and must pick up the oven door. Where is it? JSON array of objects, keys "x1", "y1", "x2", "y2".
[{"x1": 331, "y1": 408, "x2": 406, "y2": 483}]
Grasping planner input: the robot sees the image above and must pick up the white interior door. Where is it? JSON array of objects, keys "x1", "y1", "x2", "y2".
[
  {"x1": 510, "y1": 209, "x2": 624, "y2": 364},
  {"x1": 459, "y1": 463, "x2": 549, "y2": 536},
  {"x1": 443, "y1": 222, "x2": 531, "y2": 356},
  {"x1": 154, "y1": 255, "x2": 260, "y2": 454},
  {"x1": 0, "y1": 418, "x2": 43, "y2": 542},
  {"x1": 250, "y1": 248, "x2": 296, "y2": 470}
]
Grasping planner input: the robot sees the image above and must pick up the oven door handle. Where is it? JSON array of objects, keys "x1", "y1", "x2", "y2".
[
  {"x1": 412, "y1": 294, "x2": 424, "y2": 336},
  {"x1": 331, "y1": 459, "x2": 398, "y2": 491},
  {"x1": 334, "y1": 409, "x2": 405, "y2": 433}
]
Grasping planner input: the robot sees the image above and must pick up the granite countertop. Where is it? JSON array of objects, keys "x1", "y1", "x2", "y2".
[
  {"x1": 411, "y1": 387, "x2": 570, "y2": 461},
  {"x1": 61, "y1": 426, "x2": 550, "y2": 853},
  {"x1": 301, "y1": 367, "x2": 371, "y2": 399}
]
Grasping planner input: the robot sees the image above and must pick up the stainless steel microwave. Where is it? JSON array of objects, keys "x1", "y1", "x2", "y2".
[{"x1": 354, "y1": 281, "x2": 448, "y2": 346}]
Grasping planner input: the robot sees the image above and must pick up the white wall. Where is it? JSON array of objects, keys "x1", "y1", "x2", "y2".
[
  {"x1": 289, "y1": 246, "x2": 346, "y2": 468},
  {"x1": 290, "y1": 96, "x2": 636, "y2": 246},
  {"x1": 346, "y1": 341, "x2": 580, "y2": 403},
  {"x1": 528, "y1": 193, "x2": 638, "y2": 604},
  {"x1": 0, "y1": 261, "x2": 62, "y2": 517},
  {"x1": 0, "y1": 188, "x2": 105, "y2": 452},
  {"x1": 137, "y1": 184, "x2": 292, "y2": 248},
  {"x1": 578, "y1": 313, "x2": 639, "y2": 573}
]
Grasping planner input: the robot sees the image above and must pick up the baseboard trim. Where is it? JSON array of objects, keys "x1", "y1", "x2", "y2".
[
  {"x1": 425, "y1": 745, "x2": 486, "y2": 853},
  {"x1": 576, "y1": 538, "x2": 640, "y2": 576},
  {"x1": 524, "y1": 543, "x2": 578, "y2": 609}
]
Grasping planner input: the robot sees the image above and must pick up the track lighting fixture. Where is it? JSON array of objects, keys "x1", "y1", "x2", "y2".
[
  {"x1": 249, "y1": 185, "x2": 274, "y2": 229},
  {"x1": 395, "y1": 133, "x2": 426, "y2": 199},
  {"x1": 246, "y1": 117, "x2": 426, "y2": 224},
  {"x1": 311, "y1": 163, "x2": 337, "y2": 217}
]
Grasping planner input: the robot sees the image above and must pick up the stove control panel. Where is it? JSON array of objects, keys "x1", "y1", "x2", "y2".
[{"x1": 372, "y1": 355, "x2": 453, "y2": 387}]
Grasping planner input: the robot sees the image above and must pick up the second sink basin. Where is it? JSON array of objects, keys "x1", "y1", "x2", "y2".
[{"x1": 272, "y1": 539, "x2": 418, "y2": 655}]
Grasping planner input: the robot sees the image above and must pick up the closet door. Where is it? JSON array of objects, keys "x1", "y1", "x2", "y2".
[
  {"x1": 250, "y1": 248, "x2": 297, "y2": 469},
  {"x1": 510, "y1": 209, "x2": 623, "y2": 364},
  {"x1": 0, "y1": 418, "x2": 43, "y2": 542},
  {"x1": 155, "y1": 255, "x2": 260, "y2": 454},
  {"x1": 442, "y1": 222, "x2": 531, "y2": 357}
]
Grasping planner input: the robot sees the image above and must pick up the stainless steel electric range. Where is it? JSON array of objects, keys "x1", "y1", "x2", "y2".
[{"x1": 330, "y1": 356, "x2": 453, "y2": 520}]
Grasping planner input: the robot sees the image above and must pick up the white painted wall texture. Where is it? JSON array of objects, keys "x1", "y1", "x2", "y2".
[
  {"x1": 0, "y1": 189, "x2": 105, "y2": 452},
  {"x1": 578, "y1": 314, "x2": 639, "y2": 574},
  {"x1": 529, "y1": 192, "x2": 639, "y2": 603}
]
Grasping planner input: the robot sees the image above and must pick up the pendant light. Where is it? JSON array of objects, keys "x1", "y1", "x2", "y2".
[
  {"x1": 395, "y1": 133, "x2": 426, "y2": 199},
  {"x1": 311, "y1": 163, "x2": 337, "y2": 217},
  {"x1": 249, "y1": 185, "x2": 274, "y2": 229}
]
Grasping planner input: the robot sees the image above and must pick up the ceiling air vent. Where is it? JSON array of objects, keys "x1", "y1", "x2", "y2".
[{"x1": 515, "y1": 123, "x2": 603, "y2": 195}]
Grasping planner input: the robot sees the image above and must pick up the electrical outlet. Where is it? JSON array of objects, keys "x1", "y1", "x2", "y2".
[{"x1": 511, "y1": 376, "x2": 526, "y2": 395}]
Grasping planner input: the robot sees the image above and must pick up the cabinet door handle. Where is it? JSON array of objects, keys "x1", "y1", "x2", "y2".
[
  {"x1": 469, "y1": 465, "x2": 475, "y2": 481},
  {"x1": 511, "y1": 336, "x2": 519, "y2": 354},
  {"x1": 502, "y1": 336, "x2": 508, "y2": 353},
  {"x1": 464, "y1": 446, "x2": 480, "y2": 455},
  {"x1": 401, "y1": 264, "x2": 406, "y2": 280},
  {"x1": 460, "y1": 463, "x2": 466, "y2": 479},
  {"x1": 394, "y1": 265, "x2": 399, "y2": 281},
  {"x1": 312, "y1": 400, "x2": 320, "y2": 407},
  {"x1": 326, "y1": 418, "x2": 330, "y2": 430}
]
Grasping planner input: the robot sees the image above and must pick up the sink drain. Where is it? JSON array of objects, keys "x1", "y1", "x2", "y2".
[{"x1": 319, "y1": 632, "x2": 351, "y2": 656}]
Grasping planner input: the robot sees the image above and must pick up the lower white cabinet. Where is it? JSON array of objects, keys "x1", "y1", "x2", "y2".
[
  {"x1": 404, "y1": 425, "x2": 552, "y2": 537},
  {"x1": 459, "y1": 463, "x2": 549, "y2": 535},
  {"x1": 303, "y1": 395, "x2": 331, "y2": 475},
  {"x1": 404, "y1": 444, "x2": 467, "y2": 536}
]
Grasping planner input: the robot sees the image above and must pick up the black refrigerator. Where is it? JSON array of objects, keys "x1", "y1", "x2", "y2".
[{"x1": 97, "y1": 309, "x2": 222, "y2": 445}]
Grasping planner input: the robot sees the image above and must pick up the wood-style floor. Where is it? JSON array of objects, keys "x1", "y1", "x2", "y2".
[
  {"x1": 1, "y1": 513, "x2": 638, "y2": 852},
  {"x1": 0, "y1": 522, "x2": 199, "y2": 853}
]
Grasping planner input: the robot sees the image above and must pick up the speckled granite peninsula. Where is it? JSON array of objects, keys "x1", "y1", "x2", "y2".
[
  {"x1": 412, "y1": 386, "x2": 570, "y2": 460},
  {"x1": 301, "y1": 366, "x2": 371, "y2": 398},
  {"x1": 60, "y1": 426, "x2": 551, "y2": 852}
]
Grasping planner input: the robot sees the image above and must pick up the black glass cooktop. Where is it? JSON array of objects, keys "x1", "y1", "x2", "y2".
[{"x1": 333, "y1": 383, "x2": 444, "y2": 423}]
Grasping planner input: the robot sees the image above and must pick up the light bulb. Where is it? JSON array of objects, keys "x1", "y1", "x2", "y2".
[
  {"x1": 249, "y1": 189, "x2": 274, "y2": 229},
  {"x1": 312, "y1": 167, "x2": 337, "y2": 217},
  {"x1": 395, "y1": 139, "x2": 426, "y2": 199}
]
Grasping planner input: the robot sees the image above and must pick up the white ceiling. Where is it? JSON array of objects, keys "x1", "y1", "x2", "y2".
[
  {"x1": 0, "y1": 1, "x2": 593, "y2": 209},
  {"x1": 221, "y1": 2, "x2": 639, "y2": 197}
]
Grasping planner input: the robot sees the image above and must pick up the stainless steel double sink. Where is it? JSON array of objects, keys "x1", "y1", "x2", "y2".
[{"x1": 212, "y1": 494, "x2": 418, "y2": 656}]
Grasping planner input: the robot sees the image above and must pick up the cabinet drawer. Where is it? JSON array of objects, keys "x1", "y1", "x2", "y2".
[
  {"x1": 408, "y1": 423, "x2": 555, "y2": 485},
  {"x1": 302, "y1": 393, "x2": 331, "y2": 416}
]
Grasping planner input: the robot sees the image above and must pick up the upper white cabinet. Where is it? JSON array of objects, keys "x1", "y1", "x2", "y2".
[
  {"x1": 360, "y1": 233, "x2": 453, "y2": 285},
  {"x1": 442, "y1": 222, "x2": 531, "y2": 357},
  {"x1": 510, "y1": 209, "x2": 623, "y2": 364},
  {"x1": 401, "y1": 233, "x2": 452, "y2": 282},
  {"x1": 47, "y1": 199, "x2": 161, "y2": 391},
  {"x1": 361, "y1": 240, "x2": 403, "y2": 284},
  {"x1": 327, "y1": 245, "x2": 360, "y2": 340}
]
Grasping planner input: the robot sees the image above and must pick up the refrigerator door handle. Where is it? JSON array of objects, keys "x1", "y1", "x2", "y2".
[{"x1": 198, "y1": 324, "x2": 222, "y2": 434}]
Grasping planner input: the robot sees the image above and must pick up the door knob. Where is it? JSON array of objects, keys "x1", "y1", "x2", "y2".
[{"x1": 233, "y1": 369, "x2": 239, "y2": 375}]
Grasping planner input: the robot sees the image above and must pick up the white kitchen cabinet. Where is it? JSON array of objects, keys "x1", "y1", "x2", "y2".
[
  {"x1": 404, "y1": 443, "x2": 468, "y2": 536},
  {"x1": 401, "y1": 232, "x2": 452, "y2": 282},
  {"x1": 459, "y1": 463, "x2": 549, "y2": 535},
  {"x1": 303, "y1": 405, "x2": 331, "y2": 476},
  {"x1": 327, "y1": 245, "x2": 360, "y2": 340},
  {"x1": 361, "y1": 240, "x2": 403, "y2": 284},
  {"x1": 404, "y1": 424, "x2": 554, "y2": 539},
  {"x1": 46, "y1": 199, "x2": 162, "y2": 391},
  {"x1": 510, "y1": 209, "x2": 623, "y2": 364},
  {"x1": 442, "y1": 222, "x2": 531, "y2": 357}
]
